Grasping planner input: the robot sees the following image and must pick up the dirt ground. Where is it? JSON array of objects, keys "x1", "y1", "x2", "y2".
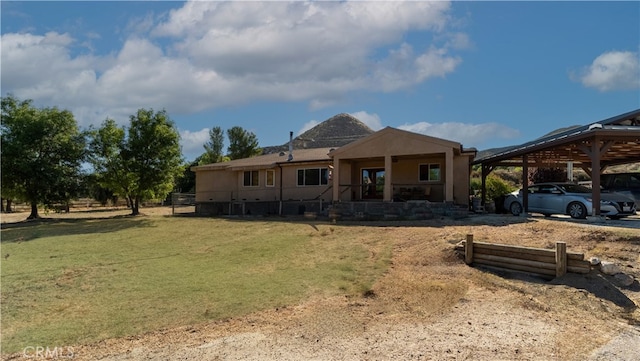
[{"x1": 2, "y1": 207, "x2": 639, "y2": 360}]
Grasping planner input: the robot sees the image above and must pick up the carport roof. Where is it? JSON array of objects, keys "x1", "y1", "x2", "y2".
[{"x1": 473, "y1": 108, "x2": 640, "y2": 168}]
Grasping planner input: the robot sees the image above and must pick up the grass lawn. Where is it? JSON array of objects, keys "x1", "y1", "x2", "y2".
[{"x1": 1, "y1": 215, "x2": 392, "y2": 354}]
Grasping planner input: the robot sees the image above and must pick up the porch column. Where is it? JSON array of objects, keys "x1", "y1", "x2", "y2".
[
  {"x1": 384, "y1": 155, "x2": 393, "y2": 202},
  {"x1": 445, "y1": 149, "x2": 454, "y2": 202},
  {"x1": 332, "y1": 157, "x2": 340, "y2": 202}
]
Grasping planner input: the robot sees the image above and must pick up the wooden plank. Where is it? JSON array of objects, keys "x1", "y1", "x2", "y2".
[
  {"x1": 567, "y1": 252, "x2": 585, "y2": 261},
  {"x1": 462, "y1": 240, "x2": 582, "y2": 259},
  {"x1": 465, "y1": 234, "x2": 474, "y2": 265},
  {"x1": 567, "y1": 259, "x2": 591, "y2": 268},
  {"x1": 459, "y1": 237, "x2": 588, "y2": 276},
  {"x1": 474, "y1": 247, "x2": 556, "y2": 263},
  {"x1": 556, "y1": 242, "x2": 567, "y2": 277},
  {"x1": 567, "y1": 265, "x2": 590, "y2": 274},
  {"x1": 473, "y1": 258, "x2": 557, "y2": 276},
  {"x1": 473, "y1": 242, "x2": 556, "y2": 258},
  {"x1": 473, "y1": 253, "x2": 556, "y2": 270}
]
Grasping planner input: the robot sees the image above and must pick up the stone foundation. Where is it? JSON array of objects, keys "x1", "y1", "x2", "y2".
[{"x1": 196, "y1": 200, "x2": 468, "y2": 220}]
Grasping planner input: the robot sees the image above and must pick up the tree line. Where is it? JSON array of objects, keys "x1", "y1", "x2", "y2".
[{"x1": 1, "y1": 95, "x2": 261, "y2": 219}]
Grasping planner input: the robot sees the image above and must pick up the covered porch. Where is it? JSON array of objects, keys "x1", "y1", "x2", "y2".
[
  {"x1": 328, "y1": 127, "x2": 476, "y2": 206},
  {"x1": 331, "y1": 154, "x2": 450, "y2": 203}
]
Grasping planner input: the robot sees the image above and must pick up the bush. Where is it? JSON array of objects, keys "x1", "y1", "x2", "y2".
[{"x1": 470, "y1": 175, "x2": 516, "y2": 202}]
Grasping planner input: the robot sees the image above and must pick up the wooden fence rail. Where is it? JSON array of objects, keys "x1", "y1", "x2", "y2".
[{"x1": 458, "y1": 234, "x2": 591, "y2": 278}]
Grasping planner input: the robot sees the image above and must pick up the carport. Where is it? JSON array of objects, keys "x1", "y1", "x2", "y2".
[{"x1": 473, "y1": 109, "x2": 640, "y2": 216}]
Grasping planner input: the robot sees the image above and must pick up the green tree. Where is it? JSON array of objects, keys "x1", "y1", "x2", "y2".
[
  {"x1": 174, "y1": 160, "x2": 198, "y2": 193},
  {"x1": 227, "y1": 126, "x2": 261, "y2": 160},
  {"x1": 1, "y1": 95, "x2": 85, "y2": 219},
  {"x1": 89, "y1": 109, "x2": 182, "y2": 216},
  {"x1": 529, "y1": 167, "x2": 567, "y2": 184},
  {"x1": 200, "y1": 126, "x2": 225, "y2": 164}
]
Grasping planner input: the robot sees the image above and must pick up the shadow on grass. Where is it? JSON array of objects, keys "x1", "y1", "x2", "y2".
[
  {"x1": 0, "y1": 215, "x2": 154, "y2": 243},
  {"x1": 478, "y1": 265, "x2": 638, "y2": 311}
]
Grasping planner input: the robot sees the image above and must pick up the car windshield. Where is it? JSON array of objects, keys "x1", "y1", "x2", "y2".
[{"x1": 557, "y1": 184, "x2": 591, "y2": 194}]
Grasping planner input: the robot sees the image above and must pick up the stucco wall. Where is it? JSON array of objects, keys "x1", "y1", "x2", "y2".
[
  {"x1": 453, "y1": 155, "x2": 472, "y2": 206},
  {"x1": 195, "y1": 169, "x2": 237, "y2": 202},
  {"x1": 195, "y1": 162, "x2": 333, "y2": 203}
]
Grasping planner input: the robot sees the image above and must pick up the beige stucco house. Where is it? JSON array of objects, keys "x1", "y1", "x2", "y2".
[{"x1": 192, "y1": 125, "x2": 476, "y2": 217}]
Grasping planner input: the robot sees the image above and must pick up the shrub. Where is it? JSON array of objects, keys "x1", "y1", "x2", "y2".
[{"x1": 470, "y1": 175, "x2": 516, "y2": 202}]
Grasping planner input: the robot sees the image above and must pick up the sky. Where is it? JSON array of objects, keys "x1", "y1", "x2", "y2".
[{"x1": 2, "y1": 1, "x2": 639, "y2": 162}]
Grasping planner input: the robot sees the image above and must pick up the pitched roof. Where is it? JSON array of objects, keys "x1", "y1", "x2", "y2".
[
  {"x1": 192, "y1": 147, "x2": 333, "y2": 172},
  {"x1": 329, "y1": 126, "x2": 472, "y2": 157},
  {"x1": 473, "y1": 108, "x2": 640, "y2": 165}
]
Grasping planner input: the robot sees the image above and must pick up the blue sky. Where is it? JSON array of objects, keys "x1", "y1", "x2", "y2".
[{"x1": 2, "y1": 1, "x2": 639, "y2": 162}]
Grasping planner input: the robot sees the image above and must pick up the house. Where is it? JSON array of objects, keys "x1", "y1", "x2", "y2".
[{"x1": 192, "y1": 114, "x2": 476, "y2": 218}]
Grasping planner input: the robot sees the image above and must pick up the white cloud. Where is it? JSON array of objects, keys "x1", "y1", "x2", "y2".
[
  {"x1": 179, "y1": 128, "x2": 210, "y2": 157},
  {"x1": 579, "y1": 50, "x2": 640, "y2": 91},
  {"x1": 298, "y1": 120, "x2": 320, "y2": 136},
  {"x1": 398, "y1": 122, "x2": 520, "y2": 148},
  {"x1": 349, "y1": 111, "x2": 383, "y2": 130},
  {"x1": 1, "y1": 1, "x2": 465, "y2": 128}
]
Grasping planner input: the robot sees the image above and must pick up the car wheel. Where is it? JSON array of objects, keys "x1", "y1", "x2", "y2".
[
  {"x1": 543, "y1": 214, "x2": 551, "y2": 217},
  {"x1": 509, "y1": 201, "x2": 523, "y2": 216},
  {"x1": 567, "y1": 202, "x2": 587, "y2": 219}
]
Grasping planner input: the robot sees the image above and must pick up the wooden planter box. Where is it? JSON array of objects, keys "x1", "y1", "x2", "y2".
[{"x1": 458, "y1": 235, "x2": 591, "y2": 278}]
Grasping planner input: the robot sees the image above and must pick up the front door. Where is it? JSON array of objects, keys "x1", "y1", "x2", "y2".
[{"x1": 362, "y1": 168, "x2": 385, "y2": 199}]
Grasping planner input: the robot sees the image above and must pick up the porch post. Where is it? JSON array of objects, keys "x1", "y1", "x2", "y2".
[
  {"x1": 332, "y1": 157, "x2": 340, "y2": 202},
  {"x1": 384, "y1": 155, "x2": 393, "y2": 202},
  {"x1": 445, "y1": 149, "x2": 454, "y2": 202}
]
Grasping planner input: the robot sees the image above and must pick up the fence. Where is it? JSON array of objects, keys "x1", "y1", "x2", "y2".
[
  {"x1": 457, "y1": 235, "x2": 591, "y2": 278},
  {"x1": 171, "y1": 193, "x2": 196, "y2": 215}
]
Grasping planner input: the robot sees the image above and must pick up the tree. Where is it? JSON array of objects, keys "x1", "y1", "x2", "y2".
[
  {"x1": 200, "y1": 126, "x2": 225, "y2": 164},
  {"x1": 227, "y1": 126, "x2": 261, "y2": 160},
  {"x1": 1, "y1": 95, "x2": 85, "y2": 219},
  {"x1": 174, "y1": 160, "x2": 198, "y2": 193},
  {"x1": 89, "y1": 109, "x2": 182, "y2": 216},
  {"x1": 529, "y1": 167, "x2": 567, "y2": 184}
]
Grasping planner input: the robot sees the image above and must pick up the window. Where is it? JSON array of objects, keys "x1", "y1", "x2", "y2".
[
  {"x1": 419, "y1": 163, "x2": 440, "y2": 182},
  {"x1": 243, "y1": 170, "x2": 259, "y2": 187},
  {"x1": 266, "y1": 170, "x2": 275, "y2": 187},
  {"x1": 297, "y1": 168, "x2": 329, "y2": 186}
]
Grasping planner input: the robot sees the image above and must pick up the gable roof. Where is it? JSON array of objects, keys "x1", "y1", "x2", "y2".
[
  {"x1": 329, "y1": 126, "x2": 471, "y2": 157},
  {"x1": 473, "y1": 108, "x2": 640, "y2": 165},
  {"x1": 192, "y1": 147, "x2": 333, "y2": 172}
]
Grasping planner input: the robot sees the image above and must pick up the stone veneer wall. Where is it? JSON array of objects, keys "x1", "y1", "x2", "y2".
[{"x1": 196, "y1": 200, "x2": 469, "y2": 220}]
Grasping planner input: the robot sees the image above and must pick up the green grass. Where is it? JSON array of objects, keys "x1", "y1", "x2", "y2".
[{"x1": 1, "y1": 216, "x2": 392, "y2": 354}]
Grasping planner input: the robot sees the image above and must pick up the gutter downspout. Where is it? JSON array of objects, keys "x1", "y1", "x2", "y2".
[{"x1": 278, "y1": 163, "x2": 283, "y2": 215}]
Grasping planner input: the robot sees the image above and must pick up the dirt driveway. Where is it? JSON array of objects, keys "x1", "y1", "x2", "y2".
[{"x1": 3, "y1": 209, "x2": 639, "y2": 360}]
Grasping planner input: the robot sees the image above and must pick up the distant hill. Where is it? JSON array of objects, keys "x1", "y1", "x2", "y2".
[
  {"x1": 474, "y1": 146, "x2": 517, "y2": 160},
  {"x1": 538, "y1": 125, "x2": 581, "y2": 138},
  {"x1": 262, "y1": 113, "x2": 374, "y2": 154},
  {"x1": 474, "y1": 125, "x2": 584, "y2": 161}
]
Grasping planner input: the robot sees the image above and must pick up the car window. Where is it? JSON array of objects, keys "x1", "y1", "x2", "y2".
[
  {"x1": 613, "y1": 176, "x2": 626, "y2": 188},
  {"x1": 629, "y1": 175, "x2": 640, "y2": 187},
  {"x1": 558, "y1": 184, "x2": 590, "y2": 193}
]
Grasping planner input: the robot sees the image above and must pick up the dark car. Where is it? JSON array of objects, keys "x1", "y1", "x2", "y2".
[{"x1": 601, "y1": 173, "x2": 640, "y2": 208}]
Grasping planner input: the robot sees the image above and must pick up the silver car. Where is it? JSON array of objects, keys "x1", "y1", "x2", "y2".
[{"x1": 504, "y1": 182, "x2": 637, "y2": 219}]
